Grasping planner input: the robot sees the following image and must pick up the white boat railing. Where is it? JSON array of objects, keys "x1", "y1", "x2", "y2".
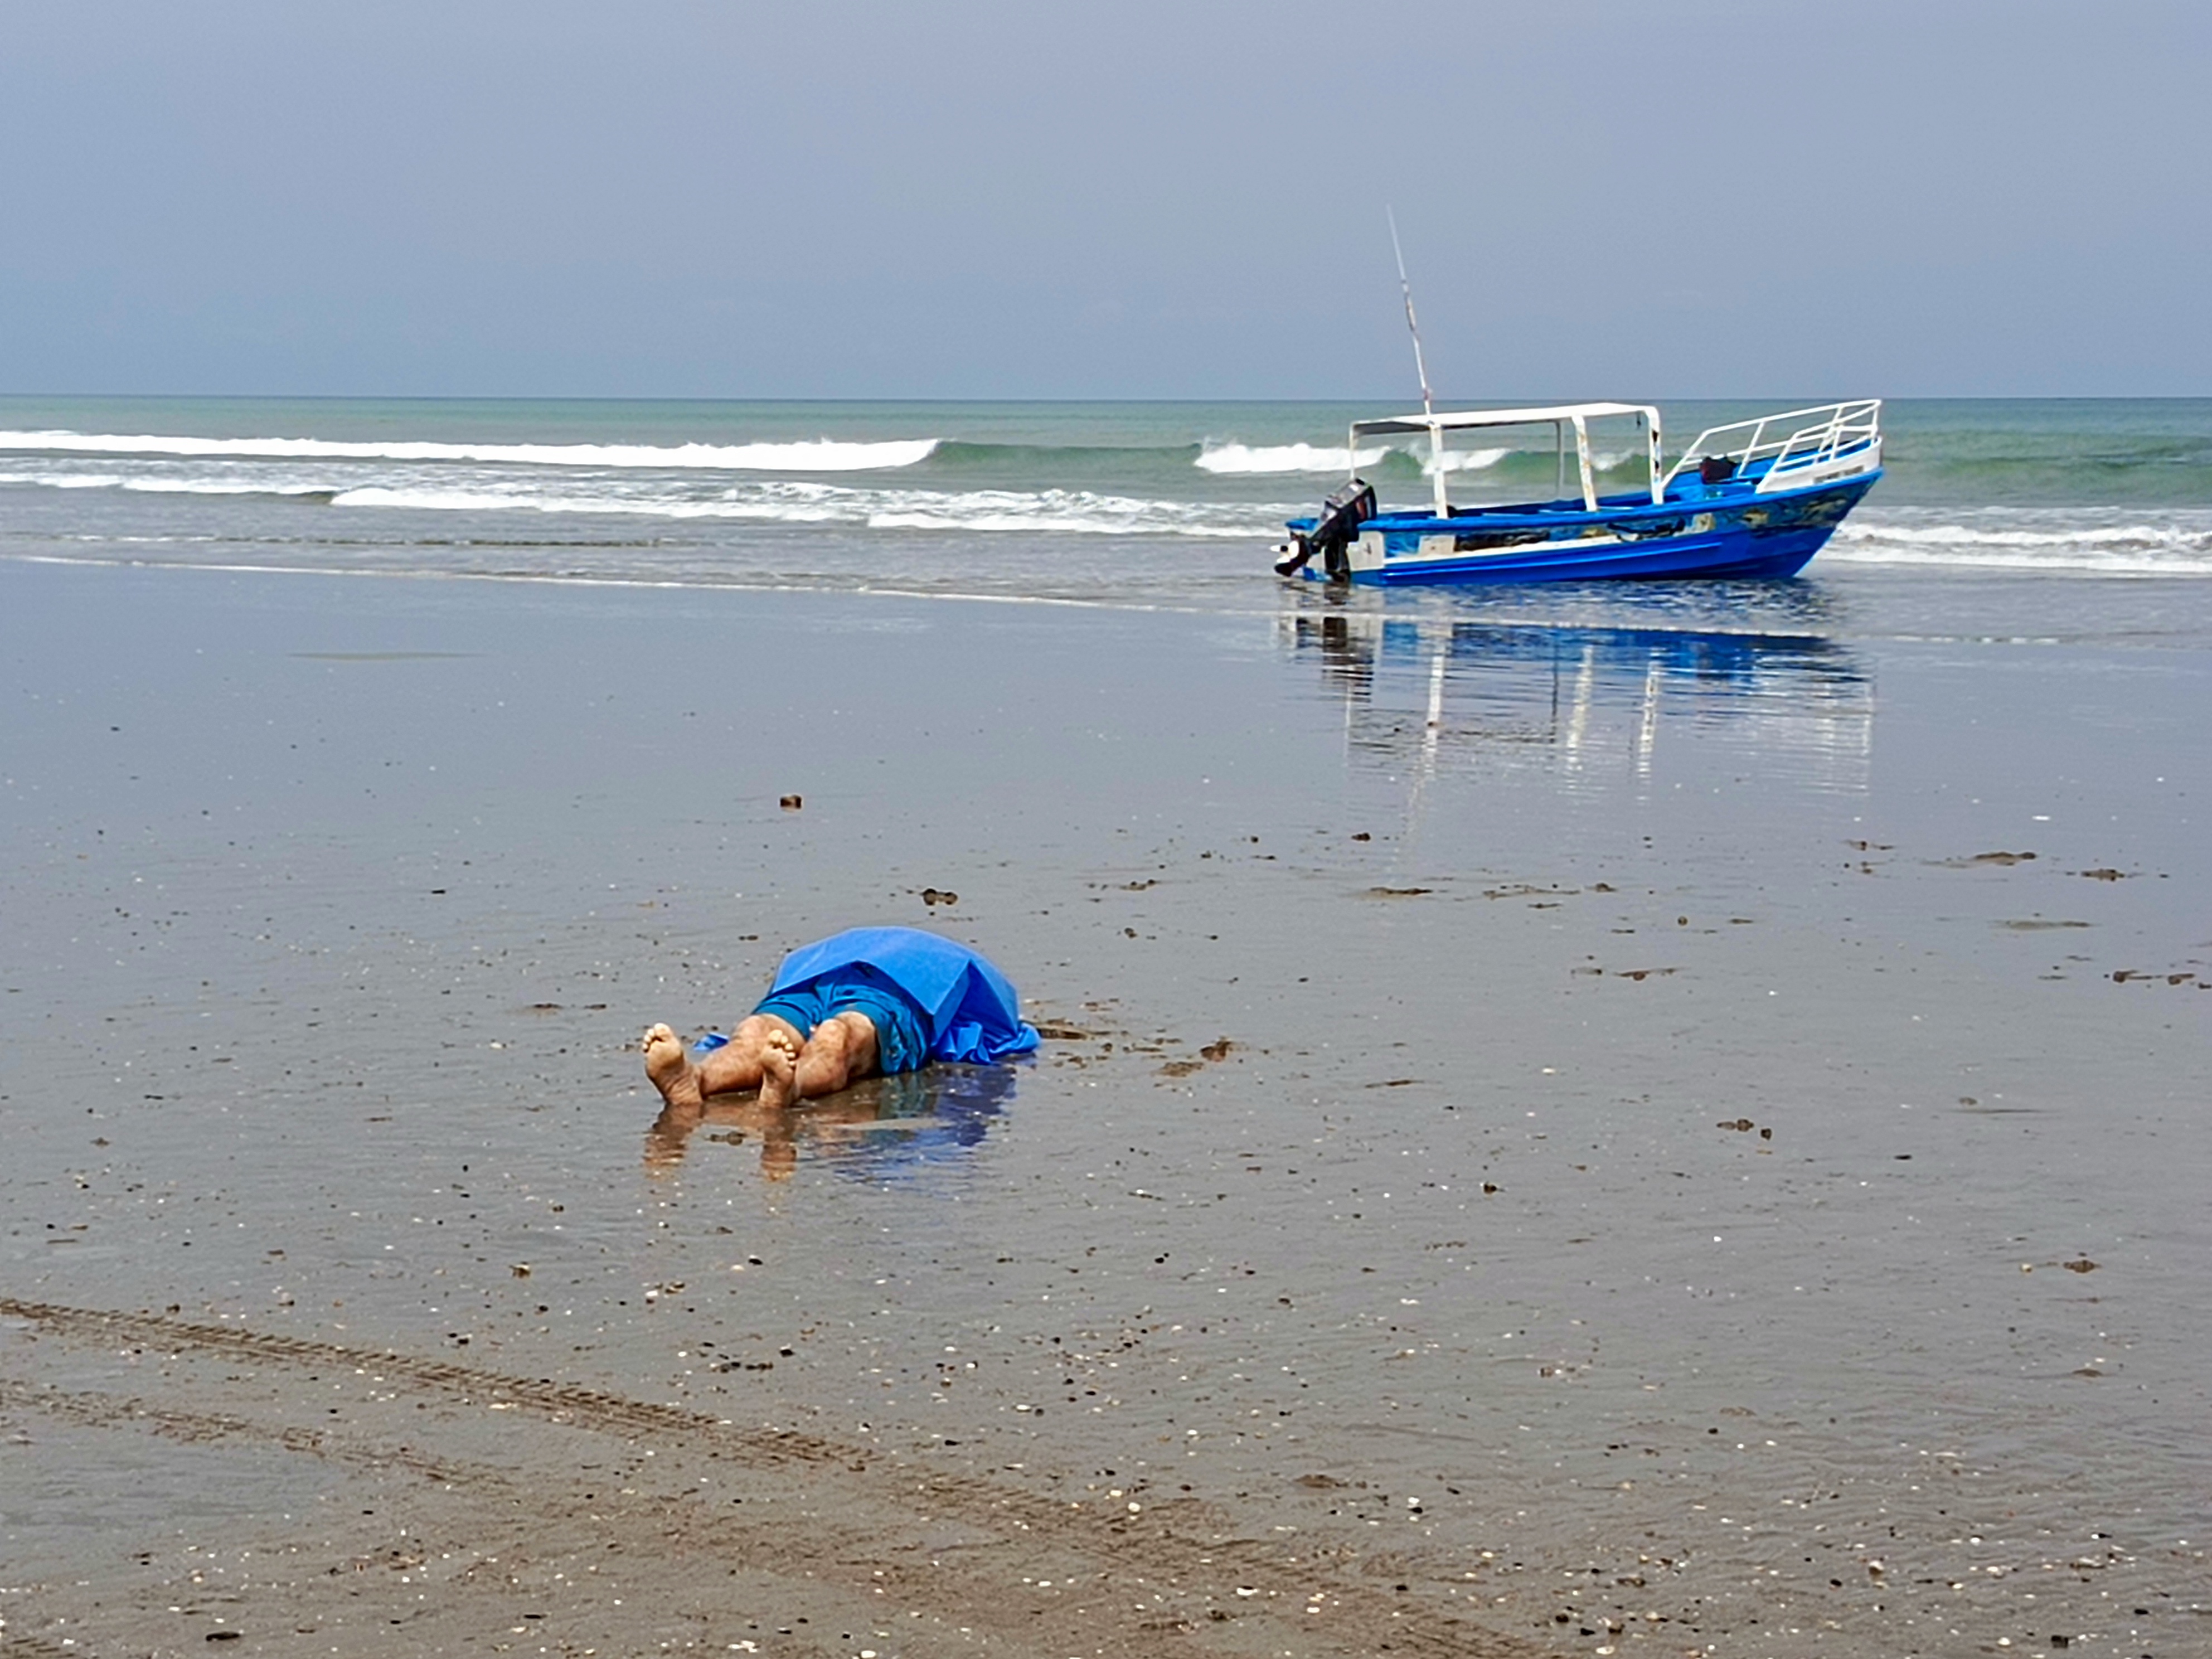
[{"x1": 1662, "y1": 400, "x2": 1881, "y2": 492}]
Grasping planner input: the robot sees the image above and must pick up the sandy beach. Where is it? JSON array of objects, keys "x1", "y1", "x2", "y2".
[
  {"x1": 6, "y1": 0, "x2": 2211, "y2": 1631},
  {"x1": 4, "y1": 0, "x2": 2210, "y2": 1639},
  {"x1": 4, "y1": 554, "x2": 2209, "y2": 1658}
]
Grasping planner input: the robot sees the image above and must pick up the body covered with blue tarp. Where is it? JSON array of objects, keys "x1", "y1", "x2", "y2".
[{"x1": 767, "y1": 927, "x2": 1039, "y2": 1065}]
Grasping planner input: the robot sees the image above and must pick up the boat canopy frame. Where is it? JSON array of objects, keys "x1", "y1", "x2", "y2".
[
  {"x1": 1348, "y1": 399, "x2": 1882, "y2": 520},
  {"x1": 1348, "y1": 402, "x2": 1666, "y2": 519}
]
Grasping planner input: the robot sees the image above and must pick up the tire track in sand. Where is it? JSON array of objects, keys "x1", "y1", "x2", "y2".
[
  {"x1": 1, "y1": 1297, "x2": 1540, "y2": 1659},
  {"x1": 0, "y1": 1375, "x2": 477, "y2": 1483}
]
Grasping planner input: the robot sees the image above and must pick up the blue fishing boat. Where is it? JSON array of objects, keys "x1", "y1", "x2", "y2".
[{"x1": 1272, "y1": 399, "x2": 1882, "y2": 585}]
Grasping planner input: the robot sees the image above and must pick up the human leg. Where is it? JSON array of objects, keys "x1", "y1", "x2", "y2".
[
  {"x1": 697, "y1": 1014, "x2": 807, "y2": 1095},
  {"x1": 758, "y1": 1010, "x2": 881, "y2": 1110},
  {"x1": 642, "y1": 1012, "x2": 806, "y2": 1108},
  {"x1": 798, "y1": 1010, "x2": 881, "y2": 1095}
]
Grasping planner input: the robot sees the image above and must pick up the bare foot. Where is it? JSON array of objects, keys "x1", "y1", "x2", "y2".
[
  {"x1": 642, "y1": 1023, "x2": 705, "y2": 1110},
  {"x1": 756, "y1": 1026, "x2": 801, "y2": 1111}
]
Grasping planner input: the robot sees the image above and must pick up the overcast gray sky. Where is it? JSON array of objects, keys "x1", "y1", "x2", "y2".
[{"x1": 2, "y1": 1, "x2": 2205, "y2": 399}]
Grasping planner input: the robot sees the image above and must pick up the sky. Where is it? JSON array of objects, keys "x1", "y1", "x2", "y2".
[{"x1": 2, "y1": 1, "x2": 2206, "y2": 400}]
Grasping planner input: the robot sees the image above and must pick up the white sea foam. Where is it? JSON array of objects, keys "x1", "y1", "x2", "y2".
[
  {"x1": 1839, "y1": 521, "x2": 2200, "y2": 551},
  {"x1": 1424, "y1": 446, "x2": 1512, "y2": 476},
  {"x1": 0, "y1": 470, "x2": 125, "y2": 489},
  {"x1": 1830, "y1": 515, "x2": 2212, "y2": 575},
  {"x1": 865, "y1": 488, "x2": 1265, "y2": 538},
  {"x1": 121, "y1": 476, "x2": 342, "y2": 497},
  {"x1": 324, "y1": 482, "x2": 856, "y2": 525},
  {"x1": 0, "y1": 430, "x2": 940, "y2": 472},
  {"x1": 1, "y1": 463, "x2": 1279, "y2": 535},
  {"x1": 0, "y1": 469, "x2": 358, "y2": 498},
  {"x1": 321, "y1": 480, "x2": 1279, "y2": 539},
  {"x1": 1195, "y1": 440, "x2": 1519, "y2": 476},
  {"x1": 1195, "y1": 442, "x2": 1390, "y2": 475}
]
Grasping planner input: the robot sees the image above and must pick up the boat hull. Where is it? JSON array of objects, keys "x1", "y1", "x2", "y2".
[{"x1": 1296, "y1": 472, "x2": 1879, "y2": 586}]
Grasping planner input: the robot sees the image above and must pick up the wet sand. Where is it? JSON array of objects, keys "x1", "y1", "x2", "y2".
[{"x1": 3, "y1": 558, "x2": 2210, "y2": 1658}]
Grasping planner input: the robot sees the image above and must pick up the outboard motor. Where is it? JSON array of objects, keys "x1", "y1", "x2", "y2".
[{"x1": 1273, "y1": 478, "x2": 1376, "y2": 580}]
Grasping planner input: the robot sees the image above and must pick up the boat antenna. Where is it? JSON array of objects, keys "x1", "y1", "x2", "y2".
[
  {"x1": 1387, "y1": 207, "x2": 1450, "y2": 517},
  {"x1": 1387, "y1": 206, "x2": 1434, "y2": 421}
]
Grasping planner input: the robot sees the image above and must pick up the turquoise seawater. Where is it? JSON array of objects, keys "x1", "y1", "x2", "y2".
[{"x1": 3, "y1": 397, "x2": 2210, "y2": 630}]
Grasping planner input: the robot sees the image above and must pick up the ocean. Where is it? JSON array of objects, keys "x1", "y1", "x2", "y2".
[
  {"x1": 4, "y1": 396, "x2": 2211, "y2": 612},
  {"x1": 3, "y1": 396, "x2": 2209, "y2": 1657}
]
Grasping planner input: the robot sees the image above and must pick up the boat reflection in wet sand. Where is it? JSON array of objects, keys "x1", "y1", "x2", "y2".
[
  {"x1": 1274, "y1": 400, "x2": 1881, "y2": 585},
  {"x1": 1283, "y1": 610, "x2": 1871, "y2": 790}
]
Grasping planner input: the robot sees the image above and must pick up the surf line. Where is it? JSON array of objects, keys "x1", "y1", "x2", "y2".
[{"x1": 0, "y1": 431, "x2": 944, "y2": 472}]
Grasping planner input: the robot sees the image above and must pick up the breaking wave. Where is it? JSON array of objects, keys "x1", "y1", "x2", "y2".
[
  {"x1": 1433, "y1": 445, "x2": 1516, "y2": 475},
  {"x1": 1196, "y1": 440, "x2": 1517, "y2": 476},
  {"x1": 1196, "y1": 442, "x2": 1390, "y2": 475},
  {"x1": 323, "y1": 481, "x2": 1280, "y2": 538},
  {"x1": 0, "y1": 463, "x2": 1287, "y2": 536},
  {"x1": 1830, "y1": 512, "x2": 2212, "y2": 576},
  {"x1": 11, "y1": 405, "x2": 2212, "y2": 576},
  {"x1": 0, "y1": 430, "x2": 939, "y2": 472}
]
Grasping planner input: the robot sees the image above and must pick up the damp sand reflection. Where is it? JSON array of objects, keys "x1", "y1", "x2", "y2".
[
  {"x1": 1282, "y1": 607, "x2": 1873, "y2": 793},
  {"x1": 645, "y1": 1062, "x2": 1020, "y2": 1181}
]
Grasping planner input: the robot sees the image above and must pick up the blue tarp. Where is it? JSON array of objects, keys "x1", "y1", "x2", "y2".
[{"x1": 769, "y1": 927, "x2": 1039, "y2": 1065}]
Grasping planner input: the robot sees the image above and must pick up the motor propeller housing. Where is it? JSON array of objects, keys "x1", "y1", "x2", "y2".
[{"x1": 1274, "y1": 478, "x2": 1376, "y2": 580}]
